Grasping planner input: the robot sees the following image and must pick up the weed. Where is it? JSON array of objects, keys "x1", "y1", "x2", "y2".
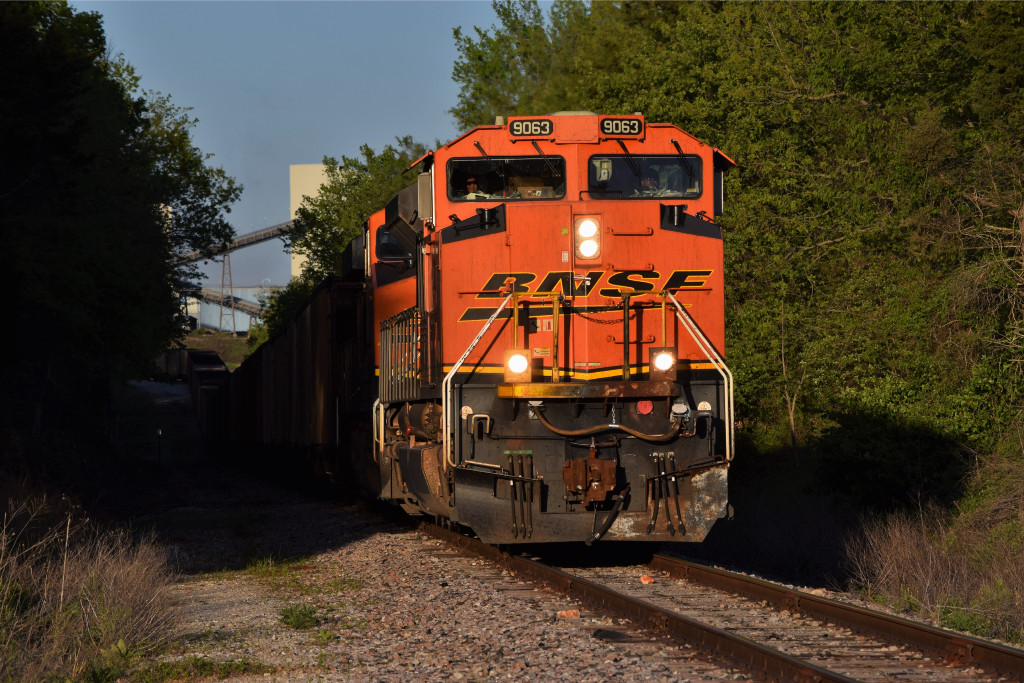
[
  {"x1": 246, "y1": 555, "x2": 311, "y2": 583},
  {"x1": 334, "y1": 611, "x2": 368, "y2": 630},
  {"x1": 845, "y1": 502, "x2": 1024, "y2": 643},
  {"x1": 0, "y1": 497, "x2": 175, "y2": 682},
  {"x1": 314, "y1": 628, "x2": 335, "y2": 644},
  {"x1": 940, "y1": 604, "x2": 995, "y2": 637},
  {"x1": 279, "y1": 603, "x2": 319, "y2": 629},
  {"x1": 243, "y1": 556, "x2": 364, "y2": 597},
  {"x1": 126, "y1": 656, "x2": 273, "y2": 683}
]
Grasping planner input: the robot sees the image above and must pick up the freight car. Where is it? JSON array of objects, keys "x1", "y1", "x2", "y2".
[{"x1": 230, "y1": 112, "x2": 736, "y2": 544}]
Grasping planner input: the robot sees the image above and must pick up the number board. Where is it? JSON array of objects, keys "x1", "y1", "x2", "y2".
[
  {"x1": 508, "y1": 118, "x2": 553, "y2": 139},
  {"x1": 599, "y1": 117, "x2": 644, "y2": 138}
]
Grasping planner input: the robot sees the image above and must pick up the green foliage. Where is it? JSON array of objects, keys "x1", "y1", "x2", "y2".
[
  {"x1": 246, "y1": 272, "x2": 318, "y2": 350},
  {"x1": 126, "y1": 656, "x2": 274, "y2": 683},
  {"x1": 0, "y1": 1, "x2": 241, "y2": 440},
  {"x1": 451, "y1": 0, "x2": 1024, "y2": 514},
  {"x1": 278, "y1": 603, "x2": 319, "y2": 629},
  {"x1": 938, "y1": 581, "x2": 1023, "y2": 642},
  {"x1": 939, "y1": 604, "x2": 998, "y2": 640},
  {"x1": 286, "y1": 137, "x2": 427, "y2": 282},
  {"x1": 450, "y1": 0, "x2": 591, "y2": 127}
]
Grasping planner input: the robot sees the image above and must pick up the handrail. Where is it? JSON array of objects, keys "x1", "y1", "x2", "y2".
[
  {"x1": 667, "y1": 292, "x2": 735, "y2": 461},
  {"x1": 441, "y1": 294, "x2": 513, "y2": 469},
  {"x1": 371, "y1": 398, "x2": 382, "y2": 462}
]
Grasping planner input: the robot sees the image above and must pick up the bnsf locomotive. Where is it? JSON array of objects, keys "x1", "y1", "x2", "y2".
[{"x1": 228, "y1": 112, "x2": 736, "y2": 544}]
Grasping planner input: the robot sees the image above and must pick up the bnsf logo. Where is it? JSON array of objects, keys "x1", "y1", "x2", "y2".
[
  {"x1": 459, "y1": 269, "x2": 712, "y2": 321},
  {"x1": 475, "y1": 270, "x2": 712, "y2": 298}
]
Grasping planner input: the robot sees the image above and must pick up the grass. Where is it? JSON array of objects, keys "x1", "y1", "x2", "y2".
[
  {"x1": 844, "y1": 504, "x2": 1024, "y2": 643},
  {"x1": 0, "y1": 496, "x2": 175, "y2": 683},
  {"x1": 125, "y1": 656, "x2": 274, "y2": 683},
  {"x1": 278, "y1": 603, "x2": 319, "y2": 629},
  {"x1": 243, "y1": 555, "x2": 364, "y2": 596},
  {"x1": 183, "y1": 329, "x2": 252, "y2": 370}
]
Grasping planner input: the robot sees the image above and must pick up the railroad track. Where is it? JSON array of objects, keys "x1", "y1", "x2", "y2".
[{"x1": 420, "y1": 523, "x2": 1024, "y2": 682}]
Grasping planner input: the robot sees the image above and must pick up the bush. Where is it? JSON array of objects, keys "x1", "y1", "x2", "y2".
[
  {"x1": 0, "y1": 496, "x2": 175, "y2": 682},
  {"x1": 844, "y1": 504, "x2": 1024, "y2": 642}
]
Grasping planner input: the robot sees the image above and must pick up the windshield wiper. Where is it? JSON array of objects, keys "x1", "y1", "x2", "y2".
[
  {"x1": 670, "y1": 139, "x2": 698, "y2": 183},
  {"x1": 530, "y1": 140, "x2": 562, "y2": 178},
  {"x1": 616, "y1": 140, "x2": 642, "y2": 180},
  {"x1": 473, "y1": 141, "x2": 507, "y2": 182}
]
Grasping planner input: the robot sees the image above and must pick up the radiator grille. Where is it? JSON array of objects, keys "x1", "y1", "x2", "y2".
[{"x1": 380, "y1": 306, "x2": 421, "y2": 403}]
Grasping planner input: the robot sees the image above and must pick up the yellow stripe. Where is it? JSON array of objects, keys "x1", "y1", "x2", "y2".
[{"x1": 439, "y1": 361, "x2": 717, "y2": 378}]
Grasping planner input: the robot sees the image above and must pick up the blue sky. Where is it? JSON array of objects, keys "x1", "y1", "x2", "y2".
[{"x1": 73, "y1": 0, "x2": 500, "y2": 286}]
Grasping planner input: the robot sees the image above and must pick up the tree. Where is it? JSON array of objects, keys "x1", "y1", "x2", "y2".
[
  {"x1": 446, "y1": 0, "x2": 1024, "y2": 507},
  {"x1": 450, "y1": 0, "x2": 591, "y2": 129},
  {"x1": 285, "y1": 137, "x2": 428, "y2": 282},
  {"x1": 243, "y1": 137, "x2": 428, "y2": 344},
  {"x1": 0, "y1": 1, "x2": 241, "y2": 437}
]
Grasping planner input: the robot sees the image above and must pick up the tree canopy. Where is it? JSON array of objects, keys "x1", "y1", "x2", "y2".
[
  {"x1": 0, "y1": 1, "x2": 241, "y2": 435},
  {"x1": 286, "y1": 137, "x2": 428, "y2": 282},
  {"x1": 248, "y1": 137, "x2": 427, "y2": 346},
  {"x1": 448, "y1": 0, "x2": 1024, "y2": 510}
]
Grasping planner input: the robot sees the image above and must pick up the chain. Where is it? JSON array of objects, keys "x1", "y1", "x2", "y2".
[{"x1": 561, "y1": 298, "x2": 636, "y2": 324}]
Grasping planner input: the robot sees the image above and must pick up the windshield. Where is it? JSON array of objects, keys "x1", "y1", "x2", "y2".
[
  {"x1": 448, "y1": 156, "x2": 566, "y2": 201},
  {"x1": 588, "y1": 154, "x2": 702, "y2": 199}
]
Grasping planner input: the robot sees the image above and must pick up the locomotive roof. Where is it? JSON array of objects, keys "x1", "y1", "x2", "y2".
[{"x1": 408, "y1": 114, "x2": 735, "y2": 171}]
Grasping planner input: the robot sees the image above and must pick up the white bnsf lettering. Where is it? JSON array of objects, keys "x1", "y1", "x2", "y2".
[
  {"x1": 510, "y1": 119, "x2": 553, "y2": 137},
  {"x1": 600, "y1": 117, "x2": 643, "y2": 136}
]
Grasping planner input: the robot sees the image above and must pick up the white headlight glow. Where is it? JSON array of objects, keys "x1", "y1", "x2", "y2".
[
  {"x1": 578, "y1": 239, "x2": 599, "y2": 258},
  {"x1": 573, "y1": 216, "x2": 602, "y2": 260},
  {"x1": 577, "y1": 218, "x2": 599, "y2": 238},
  {"x1": 507, "y1": 353, "x2": 529, "y2": 374},
  {"x1": 653, "y1": 351, "x2": 676, "y2": 372}
]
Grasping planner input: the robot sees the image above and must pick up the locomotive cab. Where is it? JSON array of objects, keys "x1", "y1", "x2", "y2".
[{"x1": 371, "y1": 112, "x2": 736, "y2": 544}]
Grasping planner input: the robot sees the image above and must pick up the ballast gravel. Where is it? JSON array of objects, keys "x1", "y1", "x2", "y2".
[
  {"x1": 114, "y1": 381, "x2": 750, "y2": 681},
  {"x1": 162, "y1": 499, "x2": 753, "y2": 682}
]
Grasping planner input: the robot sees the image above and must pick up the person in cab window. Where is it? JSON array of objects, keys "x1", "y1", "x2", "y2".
[
  {"x1": 641, "y1": 174, "x2": 659, "y2": 193},
  {"x1": 463, "y1": 177, "x2": 490, "y2": 199}
]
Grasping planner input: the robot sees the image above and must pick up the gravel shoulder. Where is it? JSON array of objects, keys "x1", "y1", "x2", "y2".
[
  {"x1": 111, "y1": 380, "x2": 1021, "y2": 682},
  {"x1": 106, "y1": 381, "x2": 752, "y2": 682}
]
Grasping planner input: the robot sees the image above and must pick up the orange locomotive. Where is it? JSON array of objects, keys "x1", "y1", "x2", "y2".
[{"x1": 365, "y1": 112, "x2": 736, "y2": 543}]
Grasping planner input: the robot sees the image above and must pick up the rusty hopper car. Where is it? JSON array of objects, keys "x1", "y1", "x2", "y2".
[
  {"x1": 233, "y1": 112, "x2": 737, "y2": 544},
  {"x1": 227, "y1": 264, "x2": 373, "y2": 486}
]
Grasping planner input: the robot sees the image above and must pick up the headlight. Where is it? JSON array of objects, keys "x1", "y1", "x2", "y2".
[
  {"x1": 577, "y1": 218, "x2": 598, "y2": 238},
  {"x1": 652, "y1": 351, "x2": 675, "y2": 371},
  {"x1": 574, "y1": 216, "x2": 601, "y2": 260},
  {"x1": 577, "y1": 239, "x2": 600, "y2": 258},
  {"x1": 649, "y1": 347, "x2": 677, "y2": 381},
  {"x1": 508, "y1": 353, "x2": 529, "y2": 374},
  {"x1": 504, "y1": 349, "x2": 532, "y2": 383}
]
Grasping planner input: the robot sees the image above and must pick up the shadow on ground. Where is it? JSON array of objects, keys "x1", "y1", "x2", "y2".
[{"x1": 81, "y1": 380, "x2": 398, "y2": 575}]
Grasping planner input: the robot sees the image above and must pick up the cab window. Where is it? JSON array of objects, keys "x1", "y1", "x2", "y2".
[
  {"x1": 448, "y1": 156, "x2": 566, "y2": 201},
  {"x1": 376, "y1": 228, "x2": 411, "y2": 262},
  {"x1": 588, "y1": 155, "x2": 702, "y2": 199}
]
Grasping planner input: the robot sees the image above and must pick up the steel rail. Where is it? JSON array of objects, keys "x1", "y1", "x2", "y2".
[
  {"x1": 419, "y1": 523, "x2": 854, "y2": 683},
  {"x1": 649, "y1": 554, "x2": 1024, "y2": 679}
]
